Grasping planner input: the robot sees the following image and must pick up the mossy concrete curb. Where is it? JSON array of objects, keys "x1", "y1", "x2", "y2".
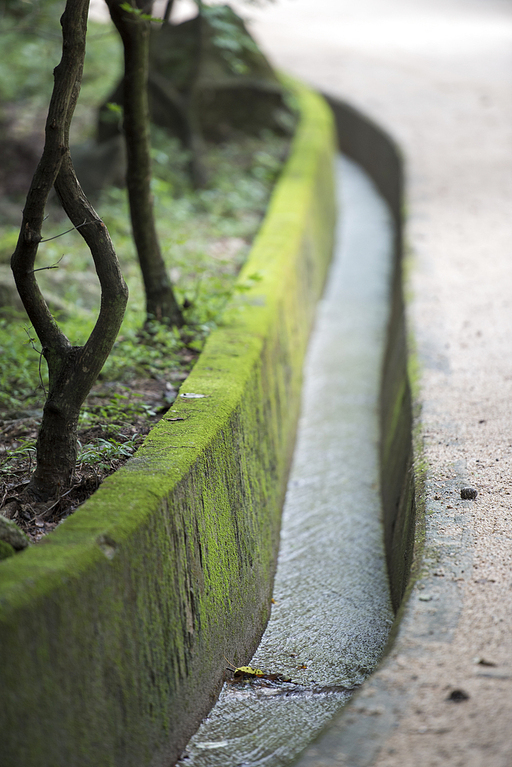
[{"x1": 0, "y1": 82, "x2": 336, "y2": 767}]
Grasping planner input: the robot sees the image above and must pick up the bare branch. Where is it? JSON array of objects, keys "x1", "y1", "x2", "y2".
[
  {"x1": 40, "y1": 220, "x2": 91, "y2": 242},
  {"x1": 32, "y1": 255, "x2": 65, "y2": 273}
]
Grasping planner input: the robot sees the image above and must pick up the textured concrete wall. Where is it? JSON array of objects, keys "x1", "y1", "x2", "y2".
[
  {"x1": 326, "y1": 96, "x2": 417, "y2": 612},
  {"x1": 0, "y1": 82, "x2": 336, "y2": 767}
]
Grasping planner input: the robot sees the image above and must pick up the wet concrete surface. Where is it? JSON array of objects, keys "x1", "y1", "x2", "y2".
[{"x1": 178, "y1": 156, "x2": 395, "y2": 766}]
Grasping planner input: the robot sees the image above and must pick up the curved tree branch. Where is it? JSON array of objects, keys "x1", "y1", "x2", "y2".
[{"x1": 10, "y1": 0, "x2": 129, "y2": 501}]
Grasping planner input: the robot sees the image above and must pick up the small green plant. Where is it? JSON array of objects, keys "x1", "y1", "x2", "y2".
[
  {"x1": 0, "y1": 319, "x2": 48, "y2": 411},
  {"x1": 0, "y1": 440, "x2": 37, "y2": 476},
  {"x1": 198, "y1": 2, "x2": 260, "y2": 75},
  {"x1": 77, "y1": 435, "x2": 140, "y2": 471},
  {"x1": 79, "y1": 393, "x2": 158, "y2": 426},
  {"x1": 118, "y1": 2, "x2": 162, "y2": 22}
]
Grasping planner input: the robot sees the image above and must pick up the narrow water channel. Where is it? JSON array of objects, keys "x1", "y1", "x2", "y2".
[{"x1": 178, "y1": 155, "x2": 395, "y2": 767}]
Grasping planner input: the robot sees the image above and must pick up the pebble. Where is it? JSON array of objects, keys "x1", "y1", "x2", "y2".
[{"x1": 461, "y1": 487, "x2": 477, "y2": 500}]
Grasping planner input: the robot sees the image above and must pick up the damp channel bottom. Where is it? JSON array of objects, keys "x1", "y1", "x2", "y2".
[{"x1": 178, "y1": 155, "x2": 395, "y2": 767}]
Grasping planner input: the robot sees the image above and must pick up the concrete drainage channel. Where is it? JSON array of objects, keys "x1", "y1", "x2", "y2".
[
  {"x1": 289, "y1": 101, "x2": 416, "y2": 767},
  {"x1": 180, "y1": 152, "x2": 397, "y2": 766},
  {"x1": 0, "y1": 91, "x2": 417, "y2": 767},
  {"x1": 178, "y1": 95, "x2": 417, "y2": 764},
  {"x1": 180, "y1": 96, "x2": 417, "y2": 765}
]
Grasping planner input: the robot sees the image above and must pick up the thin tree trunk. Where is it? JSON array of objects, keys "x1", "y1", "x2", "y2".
[
  {"x1": 11, "y1": 0, "x2": 128, "y2": 501},
  {"x1": 106, "y1": 0, "x2": 184, "y2": 327},
  {"x1": 163, "y1": 0, "x2": 175, "y2": 23}
]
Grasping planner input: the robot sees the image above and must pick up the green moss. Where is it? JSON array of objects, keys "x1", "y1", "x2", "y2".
[
  {"x1": 382, "y1": 236, "x2": 427, "y2": 611},
  {"x1": 0, "y1": 80, "x2": 336, "y2": 767},
  {"x1": 0, "y1": 541, "x2": 15, "y2": 561}
]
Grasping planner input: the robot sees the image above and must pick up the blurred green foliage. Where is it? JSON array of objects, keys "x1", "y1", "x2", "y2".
[
  {"x1": 0, "y1": 1, "x2": 289, "y2": 417},
  {"x1": 0, "y1": 1, "x2": 122, "y2": 141}
]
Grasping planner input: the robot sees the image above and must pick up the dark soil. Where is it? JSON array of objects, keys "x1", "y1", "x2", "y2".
[{"x1": 0, "y1": 355, "x2": 197, "y2": 544}]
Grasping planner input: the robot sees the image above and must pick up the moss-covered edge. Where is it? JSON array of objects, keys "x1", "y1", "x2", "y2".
[{"x1": 0, "y1": 81, "x2": 336, "y2": 767}]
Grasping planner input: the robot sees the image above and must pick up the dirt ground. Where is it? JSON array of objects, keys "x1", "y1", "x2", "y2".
[
  {"x1": 0, "y1": 378, "x2": 173, "y2": 543},
  {"x1": 0, "y1": 337, "x2": 202, "y2": 544}
]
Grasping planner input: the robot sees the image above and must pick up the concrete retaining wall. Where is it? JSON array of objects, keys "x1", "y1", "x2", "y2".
[{"x1": 0, "y1": 82, "x2": 336, "y2": 767}]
